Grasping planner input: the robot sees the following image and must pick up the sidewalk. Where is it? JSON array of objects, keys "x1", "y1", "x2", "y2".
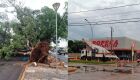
[{"x1": 22, "y1": 63, "x2": 68, "y2": 80}]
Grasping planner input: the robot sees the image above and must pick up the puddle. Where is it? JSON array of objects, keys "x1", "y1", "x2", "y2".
[
  {"x1": 69, "y1": 65, "x2": 140, "y2": 74},
  {"x1": 69, "y1": 66, "x2": 97, "y2": 73},
  {"x1": 69, "y1": 63, "x2": 140, "y2": 80}
]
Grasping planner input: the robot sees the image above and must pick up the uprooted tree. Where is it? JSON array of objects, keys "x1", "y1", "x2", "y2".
[
  {"x1": 29, "y1": 42, "x2": 50, "y2": 63},
  {"x1": 0, "y1": 0, "x2": 67, "y2": 59}
]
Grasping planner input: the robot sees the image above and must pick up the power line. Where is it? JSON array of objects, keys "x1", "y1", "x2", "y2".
[
  {"x1": 68, "y1": 10, "x2": 140, "y2": 20},
  {"x1": 68, "y1": 19, "x2": 140, "y2": 26},
  {"x1": 69, "y1": 17, "x2": 140, "y2": 24},
  {"x1": 69, "y1": 3, "x2": 140, "y2": 14}
]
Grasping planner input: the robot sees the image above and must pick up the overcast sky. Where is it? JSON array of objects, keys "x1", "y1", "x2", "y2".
[
  {"x1": 68, "y1": 0, "x2": 140, "y2": 41},
  {"x1": 0, "y1": 0, "x2": 66, "y2": 20},
  {"x1": 24, "y1": 0, "x2": 66, "y2": 15}
]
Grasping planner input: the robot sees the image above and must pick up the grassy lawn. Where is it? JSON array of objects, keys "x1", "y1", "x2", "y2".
[{"x1": 69, "y1": 60, "x2": 116, "y2": 64}]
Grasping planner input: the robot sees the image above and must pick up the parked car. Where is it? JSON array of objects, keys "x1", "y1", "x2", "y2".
[{"x1": 58, "y1": 49, "x2": 67, "y2": 55}]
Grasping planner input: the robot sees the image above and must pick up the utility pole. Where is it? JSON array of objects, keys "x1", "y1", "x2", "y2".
[{"x1": 110, "y1": 27, "x2": 113, "y2": 54}]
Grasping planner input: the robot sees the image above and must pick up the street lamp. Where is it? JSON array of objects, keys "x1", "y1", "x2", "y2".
[
  {"x1": 84, "y1": 19, "x2": 93, "y2": 40},
  {"x1": 52, "y1": 3, "x2": 60, "y2": 55}
]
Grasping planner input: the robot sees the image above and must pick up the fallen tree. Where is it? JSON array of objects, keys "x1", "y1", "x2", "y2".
[
  {"x1": 29, "y1": 41, "x2": 65, "y2": 67},
  {"x1": 29, "y1": 41, "x2": 49, "y2": 63}
]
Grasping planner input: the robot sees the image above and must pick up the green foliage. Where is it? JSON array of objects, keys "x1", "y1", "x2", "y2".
[
  {"x1": 36, "y1": 6, "x2": 67, "y2": 41},
  {"x1": 0, "y1": 1, "x2": 68, "y2": 59},
  {"x1": 12, "y1": 34, "x2": 26, "y2": 48},
  {"x1": 0, "y1": 22, "x2": 11, "y2": 46},
  {"x1": 0, "y1": 45, "x2": 13, "y2": 60}
]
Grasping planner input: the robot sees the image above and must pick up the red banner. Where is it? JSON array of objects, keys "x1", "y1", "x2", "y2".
[{"x1": 92, "y1": 40, "x2": 118, "y2": 48}]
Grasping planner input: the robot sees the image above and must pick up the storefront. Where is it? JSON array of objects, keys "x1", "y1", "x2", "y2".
[{"x1": 91, "y1": 37, "x2": 140, "y2": 60}]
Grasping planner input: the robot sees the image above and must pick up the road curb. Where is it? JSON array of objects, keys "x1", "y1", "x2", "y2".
[{"x1": 18, "y1": 64, "x2": 27, "y2": 80}]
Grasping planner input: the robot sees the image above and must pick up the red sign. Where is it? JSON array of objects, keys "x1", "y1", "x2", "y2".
[{"x1": 92, "y1": 40, "x2": 118, "y2": 48}]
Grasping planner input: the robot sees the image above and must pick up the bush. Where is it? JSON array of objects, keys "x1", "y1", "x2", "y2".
[{"x1": 0, "y1": 45, "x2": 14, "y2": 60}]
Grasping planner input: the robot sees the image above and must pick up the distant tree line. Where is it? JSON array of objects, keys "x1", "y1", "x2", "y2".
[{"x1": 68, "y1": 40, "x2": 86, "y2": 53}]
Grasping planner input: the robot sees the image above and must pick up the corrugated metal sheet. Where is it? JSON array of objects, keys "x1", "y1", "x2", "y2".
[{"x1": 85, "y1": 41, "x2": 110, "y2": 54}]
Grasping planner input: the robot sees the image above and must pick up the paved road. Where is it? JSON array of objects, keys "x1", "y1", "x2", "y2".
[
  {"x1": 0, "y1": 61, "x2": 24, "y2": 80},
  {"x1": 69, "y1": 63, "x2": 140, "y2": 80}
]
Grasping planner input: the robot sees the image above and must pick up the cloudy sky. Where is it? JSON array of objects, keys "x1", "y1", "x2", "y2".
[
  {"x1": 23, "y1": 0, "x2": 66, "y2": 15},
  {"x1": 68, "y1": 0, "x2": 140, "y2": 41},
  {"x1": 0, "y1": 0, "x2": 66, "y2": 20}
]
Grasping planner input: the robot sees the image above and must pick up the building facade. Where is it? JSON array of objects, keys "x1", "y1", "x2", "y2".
[{"x1": 91, "y1": 37, "x2": 140, "y2": 60}]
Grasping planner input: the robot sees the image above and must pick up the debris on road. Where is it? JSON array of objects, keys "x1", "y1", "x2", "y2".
[{"x1": 20, "y1": 63, "x2": 68, "y2": 80}]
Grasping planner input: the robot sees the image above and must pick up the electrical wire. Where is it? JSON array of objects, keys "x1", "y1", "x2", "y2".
[
  {"x1": 68, "y1": 19, "x2": 140, "y2": 26},
  {"x1": 69, "y1": 3, "x2": 140, "y2": 14},
  {"x1": 68, "y1": 10, "x2": 140, "y2": 20},
  {"x1": 69, "y1": 17, "x2": 140, "y2": 24}
]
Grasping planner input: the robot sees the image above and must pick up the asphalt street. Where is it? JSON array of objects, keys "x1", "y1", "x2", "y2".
[
  {"x1": 69, "y1": 63, "x2": 140, "y2": 80},
  {"x1": 0, "y1": 61, "x2": 23, "y2": 80}
]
